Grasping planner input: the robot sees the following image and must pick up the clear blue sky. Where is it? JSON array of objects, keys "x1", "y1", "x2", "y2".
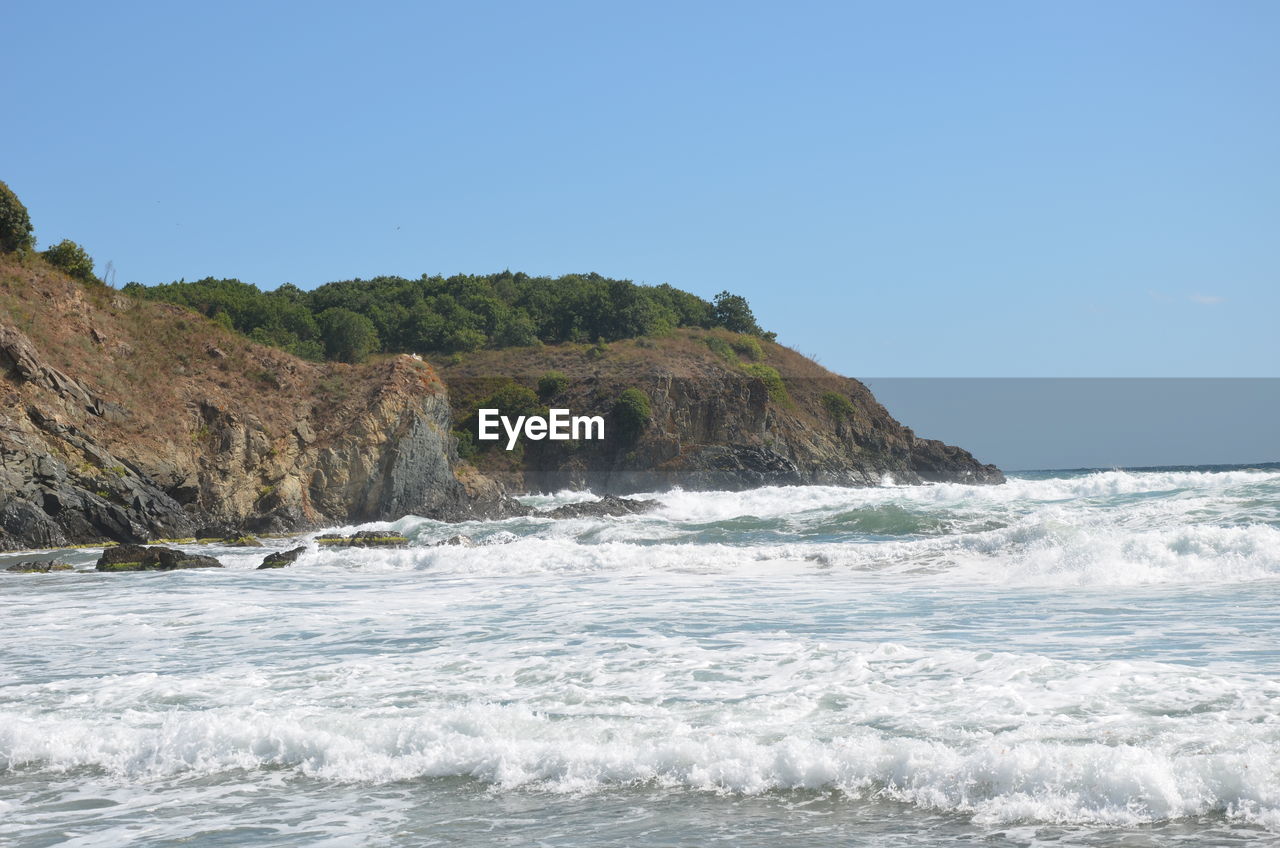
[{"x1": 4, "y1": 1, "x2": 1277, "y2": 377}]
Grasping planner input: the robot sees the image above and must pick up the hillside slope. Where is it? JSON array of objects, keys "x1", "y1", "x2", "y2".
[
  {"x1": 1, "y1": 253, "x2": 1002, "y2": 551},
  {"x1": 439, "y1": 331, "x2": 1004, "y2": 493},
  {"x1": 0, "y1": 255, "x2": 506, "y2": 550}
]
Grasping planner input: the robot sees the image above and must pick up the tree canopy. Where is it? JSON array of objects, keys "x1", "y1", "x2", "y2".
[
  {"x1": 0, "y1": 180, "x2": 35, "y2": 253},
  {"x1": 123, "y1": 271, "x2": 775, "y2": 363}
]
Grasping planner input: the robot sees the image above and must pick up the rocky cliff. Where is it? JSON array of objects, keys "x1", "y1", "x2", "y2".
[
  {"x1": 439, "y1": 332, "x2": 1004, "y2": 494},
  {"x1": 0, "y1": 256, "x2": 507, "y2": 551},
  {"x1": 0, "y1": 254, "x2": 1001, "y2": 551}
]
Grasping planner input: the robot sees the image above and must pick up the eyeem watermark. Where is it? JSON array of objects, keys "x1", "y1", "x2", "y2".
[{"x1": 477, "y1": 408, "x2": 605, "y2": 450}]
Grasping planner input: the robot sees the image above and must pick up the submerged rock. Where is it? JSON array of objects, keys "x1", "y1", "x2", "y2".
[
  {"x1": 315, "y1": 530, "x2": 410, "y2": 548},
  {"x1": 257, "y1": 546, "x2": 307, "y2": 569},
  {"x1": 95, "y1": 544, "x2": 223, "y2": 572},
  {"x1": 5, "y1": 559, "x2": 74, "y2": 573},
  {"x1": 435, "y1": 534, "x2": 476, "y2": 547},
  {"x1": 540, "y1": 495, "x2": 659, "y2": 519}
]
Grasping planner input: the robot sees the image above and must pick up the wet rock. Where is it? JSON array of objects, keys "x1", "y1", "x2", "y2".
[
  {"x1": 257, "y1": 546, "x2": 307, "y2": 569},
  {"x1": 96, "y1": 544, "x2": 223, "y2": 572},
  {"x1": 435, "y1": 534, "x2": 476, "y2": 547},
  {"x1": 225, "y1": 535, "x2": 262, "y2": 547},
  {"x1": 540, "y1": 495, "x2": 659, "y2": 519},
  {"x1": 5, "y1": 559, "x2": 74, "y2": 573},
  {"x1": 315, "y1": 530, "x2": 410, "y2": 548},
  {"x1": 194, "y1": 525, "x2": 239, "y2": 542}
]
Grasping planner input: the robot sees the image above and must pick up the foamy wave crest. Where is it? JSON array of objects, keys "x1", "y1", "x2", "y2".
[
  {"x1": 653, "y1": 469, "x2": 1280, "y2": 521},
  {"x1": 3, "y1": 705, "x2": 1278, "y2": 828},
  {"x1": 782, "y1": 518, "x2": 1280, "y2": 585},
  {"x1": 296, "y1": 518, "x2": 1280, "y2": 586}
]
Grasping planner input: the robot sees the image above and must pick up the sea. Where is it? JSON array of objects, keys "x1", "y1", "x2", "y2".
[{"x1": 2, "y1": 464, "x2": 1279, "y2": 847}]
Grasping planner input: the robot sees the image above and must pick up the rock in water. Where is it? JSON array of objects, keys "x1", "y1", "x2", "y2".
[
  {"x1": 540, "y1": 495, "x2": 659, "y2": 519},
  {"x1": 96, "y1": 545, "x2": 223, "y2": 572},
  {"x1": 315, "y1": 530, "x2": 410, "y2": 548},
  {"x1": 257, "y1": 546, "x2": 308, "y2": 569},
  {"x1": 4, "y1": 560, "x2": 74, "y2": 573}
]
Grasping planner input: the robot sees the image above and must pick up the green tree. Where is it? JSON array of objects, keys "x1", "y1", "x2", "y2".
[
  {"x1": 492, "y1": 309, "x2": 539, "y2": 347},
  {"x1": 712, "y1": 291, "x2": 764, "y2": 336},
  {"x1": 318, "y1": 307, "x2": 380, "y2": 363},
  {"x1": 445, "y1": 326, "x2": 487, "y2": 353},
  {"x1": 0, "y1": 180, "x2": 35, "y2": 253},
  {"x1": 613, "y1": 387, "x2": 651, "y2": 439},
  {"x1": 41, "y1": 239, "x2": 96, "y2": 282}
]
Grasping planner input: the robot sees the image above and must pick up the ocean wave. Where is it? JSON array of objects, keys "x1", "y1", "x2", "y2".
[{"x1": 4, "y1": 700, "x2": 1277, "y2": 828}]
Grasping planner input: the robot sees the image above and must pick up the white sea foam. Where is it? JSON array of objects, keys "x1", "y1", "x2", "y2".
[
  {"x1": 4, "y1": 467, "x2": 1280, "y2": 843},
  {"x1": 3, "y1": 642, "x2": 1278, "y2": 828}
]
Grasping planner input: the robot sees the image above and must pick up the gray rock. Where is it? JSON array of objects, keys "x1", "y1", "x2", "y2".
[
  {"x1": 4, "y1": 559, "x2": 74, "y2": 573},
  {"x1": 540, "y1": 495, "x2": 659, "y2": 519},
  {"x1": 257, "y1": 546, "x2": 307, "y2": 569}
]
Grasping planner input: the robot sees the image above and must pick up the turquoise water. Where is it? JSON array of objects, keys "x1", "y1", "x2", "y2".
[{"x1": 2, "y1": 465, "x2": 1279, "y2": 846}]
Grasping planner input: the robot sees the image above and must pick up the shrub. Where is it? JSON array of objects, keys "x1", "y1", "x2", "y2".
[
  {"x1": 743, "y1": 363, "x2": 788, "y2": 404},
  {"x1": 0, "y1": 180, "x2": 35, "y2": 253},
  {"x1": 821, "y1": 391, "x2": 855, "y2": 421},
  {"x1": 730, "y1": 335, "x2": 763, "y2": 361},
  {"x1": 704, "y1": 336, "x2": 736, "y2": 363},
  {"x1": 41, "y1": 239, "x2": 96, "y2": 282},
  {"x1": 485, "y1": 382, "x2": 541, "y2": 418},
  {"x1": 613, "y1": 387, "x2": 651, "y2": 439},
  {"x1": 537, "y1": 370, "x2": 569, "y2": 399},
  {"x1": 453, "y1": 429, "x2": 479, "y2": 460}
]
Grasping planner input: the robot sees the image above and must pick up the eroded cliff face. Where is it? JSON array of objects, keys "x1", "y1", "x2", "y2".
[
  {"x1": 440, "y1": 333, "x2": 1005, "y2": 494},
  {"x1": 0, "y1": 259, "x2": 508, "y2": 551},
  {"x1": 0, "y1": 257, "x2": 1002, "y2": 551}
]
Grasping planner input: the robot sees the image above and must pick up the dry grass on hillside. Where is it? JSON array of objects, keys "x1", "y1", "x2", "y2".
[
  {"x1": 0, "y1": 254, "x2": 443, "y2": 453},
  {"x1": 432, "y1": 328, "x2": 892, "y2": 432}
]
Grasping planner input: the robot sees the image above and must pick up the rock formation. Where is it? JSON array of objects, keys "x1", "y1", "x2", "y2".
[
  {"x1": 0, "y1": 255, "x2": 1002, "y2": 552},
  {"x1": 440, "y1": 334, "x2": 1005, "y2": 494},
  {"x1": 0, "y1": 257, "x2": 516, "y2": 551}
]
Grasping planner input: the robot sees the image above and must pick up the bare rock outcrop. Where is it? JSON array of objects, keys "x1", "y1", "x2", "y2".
[{"x1": 0, "y1": 266, "x2": 518, "y2": 551}]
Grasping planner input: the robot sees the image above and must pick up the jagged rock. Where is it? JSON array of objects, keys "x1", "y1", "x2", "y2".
[
  {"x1": 316, "y1": 530, "x2": 410, "y2": 548},
  {"x1": 5, "y1": 560, "x2": 74, "y2": 573},
  {"x1": 95, "y1": 544, "x2": 223, "y2": 572},
  {"x1": 540, "y1": 495, "x2": 659, "y2": 519},
  {"x1": 257, "y1": 545, "x2": 307, "y2": 569},
  {"x1": 1, "y1": 312, "x2": 512, "y2": 550}
]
